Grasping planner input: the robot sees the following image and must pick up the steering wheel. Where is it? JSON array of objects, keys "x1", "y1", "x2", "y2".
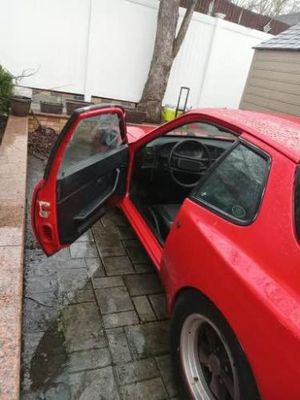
[{"x1": 168, "y1": 139, "x2": 211, "y2": 188}]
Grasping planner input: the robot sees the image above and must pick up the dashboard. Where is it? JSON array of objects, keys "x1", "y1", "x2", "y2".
[{"x1": 135, "y1": 136, "x2": 235, "y2": 171}]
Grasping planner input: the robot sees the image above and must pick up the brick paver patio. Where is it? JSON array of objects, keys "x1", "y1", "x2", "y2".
[{"x1": 21, "y1": 155, "x2": 178, "y2": 399}]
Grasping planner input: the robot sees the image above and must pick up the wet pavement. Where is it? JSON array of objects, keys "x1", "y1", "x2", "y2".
[{"x1": 22, "y1": 155, "x2": 178, "y2": 399}]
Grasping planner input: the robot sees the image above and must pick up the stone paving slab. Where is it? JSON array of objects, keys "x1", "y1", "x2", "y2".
[
  {"x1": 125, "y1": 321, "x2": 170, "y2": 359},
  {"x1": 149, "y1": 294, "x2": 168, "y2": 320},
  {"x1": 120, "y1": 377, "x2": 168, "y2": 400},
  {"x1": 132, "y1": 296, "x2": 157, "y2": 322},
  {"x1": 21, "y1": 155, "x2": 178, "y2": 399},
  {"x1": 103, "y1": 310, "x2": 139, "y2": 329},
  {"x1": 95, "y1": 286, "x2": 134, "y2": 314},
  {"x1": 102, "y1": 255, "x2": 135, "y2": 275},
  {"x1": 67, "y1": 348, "x2": 111, "y2": 373},
  {"x1": 107, "y1": 328, "x2": 132, "y2": 364},
  {"x1": 115, "y1": 359, "x2": 159, "y2": 385},
  {"x1": 124, "y1": 273, "x2": 163, "y2": 296},
  {"x1": 62, "y1": 303, "x2": 106, "y2": 352},
  {"x1": 93, "y1": 276, "x2": 124, "y2": 289},
  {"x1": 69, "y1": 366, "x2": 120, "y2": 400},
  {"x1": 70, "y1": 242, "x2": 99, "y2": 258},
  {"x1": 156, "y1": 355, "x2": 178, "y2": 398}
]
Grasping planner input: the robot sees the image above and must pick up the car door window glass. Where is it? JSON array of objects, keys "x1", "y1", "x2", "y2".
[
  {"x1": 192, "y1": 143, "x2": 269, "y2": 223},
  {"x1": 59, "y1": 113, "x2": 122, "y2": 178},
  {"x1": 295, "y1": 167, "x2": 300, "y2": 238}
]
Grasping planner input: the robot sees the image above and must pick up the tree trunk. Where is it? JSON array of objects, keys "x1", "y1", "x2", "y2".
[
  {"x1": 139, "y1": 0, "x2": 180, "y2": 123},
  {"x1": 139, "y1": 0, "x2": 197, "y2": 123}
]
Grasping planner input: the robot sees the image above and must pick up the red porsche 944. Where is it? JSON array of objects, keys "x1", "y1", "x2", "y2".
[{"x1": 32, "y1": 105, "x2": 300, "y2": 400}]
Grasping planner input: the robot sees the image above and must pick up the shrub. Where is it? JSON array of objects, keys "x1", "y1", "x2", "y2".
[{"x1": 0, "y1": 66, "x2": 13, "y2": 114}]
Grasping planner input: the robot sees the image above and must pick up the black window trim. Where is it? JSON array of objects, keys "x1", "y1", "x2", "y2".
[
  {"x1": 294, "y1": 166, "x2": 300, "y2": 240},
  {"x1": 190, "y1": 138, "x2": 272, "y2": 226}
]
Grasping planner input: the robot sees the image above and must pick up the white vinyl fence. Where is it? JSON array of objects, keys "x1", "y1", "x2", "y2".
[{"x1": 0, "y1": 0, "x2": 272, "y2": 108}]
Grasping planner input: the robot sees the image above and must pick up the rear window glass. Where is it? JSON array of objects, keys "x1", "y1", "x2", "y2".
[
  {"x1": 192, "y1": 143, "x2": 269, "y2": 223},
  {"x1": 295, "y1": 168, "x2": 300, "y2": 238}
]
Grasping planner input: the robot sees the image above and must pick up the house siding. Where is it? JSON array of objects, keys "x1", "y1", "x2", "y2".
[{"x1": 240, "y1": 50, "x2": 300, "y2": 116}]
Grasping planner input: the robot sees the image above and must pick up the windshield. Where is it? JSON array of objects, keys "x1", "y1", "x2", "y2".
[
  {"x1": 166, "y1": 122, "x2": 236, "y2": 141},
  {"x1": 296, "y1": 167, "x2": 300, "y2": 239}
]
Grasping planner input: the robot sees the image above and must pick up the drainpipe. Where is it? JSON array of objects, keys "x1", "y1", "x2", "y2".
[
  {"x1": 83, "y1": 0, "x2": 93, "y2": 101},
  {"x1": 196, "y1": 16, "x2": 221, "y2": 107}
]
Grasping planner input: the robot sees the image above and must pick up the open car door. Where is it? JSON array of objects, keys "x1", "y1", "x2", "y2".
[{"x1": 32, "y1": 104, "x2": 128, "y2": 256}]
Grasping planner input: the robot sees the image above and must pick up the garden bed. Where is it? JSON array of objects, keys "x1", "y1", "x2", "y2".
[{"x1": 28, "y1": 126, "x2": 57, "y2": 160}]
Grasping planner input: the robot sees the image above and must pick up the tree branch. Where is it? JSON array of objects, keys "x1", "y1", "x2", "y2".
[
  {"x1": 231, "y1": 0, "x2": 300, "y2": 16},
  {"x1": 13, "y1": 67, "x2": 39, "y2": 84},
  {"x1": 173, "y1": 0, "x2": 198, "y2": 58}
]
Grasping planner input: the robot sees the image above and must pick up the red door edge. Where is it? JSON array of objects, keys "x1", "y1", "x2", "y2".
[{"x1": 119, "y1": 195, "x2": 162, "y2": 270}]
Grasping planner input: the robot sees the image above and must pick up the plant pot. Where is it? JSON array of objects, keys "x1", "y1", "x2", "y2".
[
  {"x1": 10, "y1": 96, "x2": 31, "y2": 117},
  {"x1": 40, "y1": 101, "x2": 63, "y2": 115},
  {"x1": 125, "y1": 108, "x2": 146, "y2": 124},
  {"x1": 66, "y1": 99, "x2": 94, "y2": 115}
]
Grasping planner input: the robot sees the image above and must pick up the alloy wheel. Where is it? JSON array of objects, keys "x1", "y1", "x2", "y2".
[{"x1": 180, "y1": 313, "x2": 240, "y2": 400}]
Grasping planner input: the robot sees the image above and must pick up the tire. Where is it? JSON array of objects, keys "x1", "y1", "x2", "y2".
[{"x1": 171, "y1": 290, "x2": 260, "y2": 400}]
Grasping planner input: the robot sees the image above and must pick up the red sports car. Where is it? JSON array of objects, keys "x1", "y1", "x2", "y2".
[{"x1": 32, "y1": 105, "x2": 300, "y2": 400}]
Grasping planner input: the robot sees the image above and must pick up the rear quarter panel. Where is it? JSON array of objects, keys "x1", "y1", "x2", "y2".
[{"x1": 161, "y1": 145, "x2": 300, "y2": 400}]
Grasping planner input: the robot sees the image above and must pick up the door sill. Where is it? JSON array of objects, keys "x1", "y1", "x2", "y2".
[{"x1": 119, "y1": 196, "x2": 162, "y2": 271}]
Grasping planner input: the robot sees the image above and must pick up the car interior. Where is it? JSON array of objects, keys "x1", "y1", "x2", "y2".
[{"x1": 130, "y1": 121, "x2": 238, "y2": 244}]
